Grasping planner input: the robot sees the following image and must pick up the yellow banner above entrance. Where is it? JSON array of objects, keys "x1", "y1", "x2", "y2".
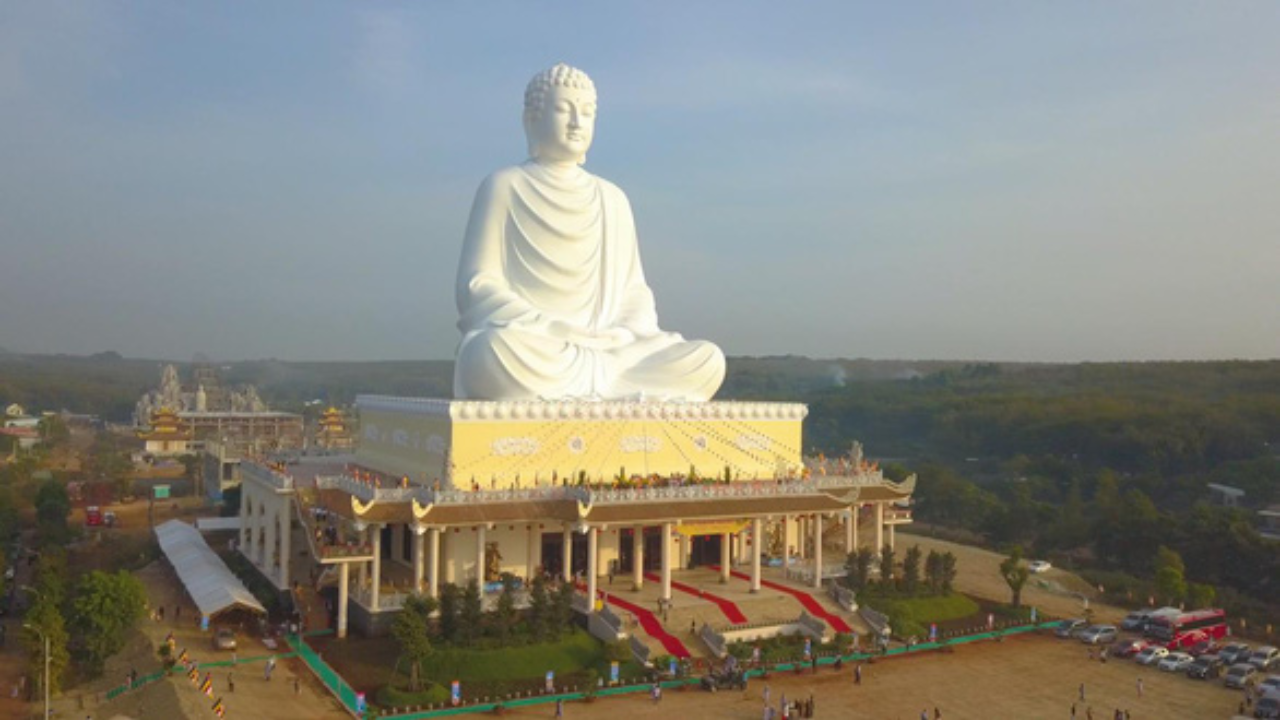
[{"x1": 675, "y1": 520, "x2": 749, "y2": 537}]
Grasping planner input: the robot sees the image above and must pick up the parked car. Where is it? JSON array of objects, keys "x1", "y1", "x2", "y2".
[
  {"x1": 1220, "y1": 643, "x2": 1252, "y2": 664},
  {"x1": 1079, "y1": 625, "x2": 1118, "y2": 645},
  {"x1": 1187, "y1": 655, "x2": 1226, "y2": 680},
  {"x1": 1055, "y1": 619, "x2": 1088, "y2": 639},
  {"x1": 1188, "y1": 639, "x2": 1221, "y2": 657},
  {"x1": 1135, "y1": 646, "x2": 1170, "y2": 666},
  {"x1": 1027, "y1": 560, "x2": 1052, "y2": 573},
  {"x1": 1121, "y1": 611, "x2": 1149, "y2": 632},
  {"x1": 211, "y1": 628, "x2": 237, "y2": 651},
  {"x1": 1248, "y1": 647, "x2": 1280, "y2": 672},
  {"x1": 1112, "y1": 638, "x2": 1151, "y2": 658},
  {"x1": 1224, "y1": 663, "x2": 1259, "y2": 689},
  {"x1": 1157, "y1": 651, "x2": 1195, "y2": 672},
  {"x1": 1255, "y1": 692, "x2": 1280, "y2": 720},
  {"x1": 1258, "y1": 676, "x2": 1280, "y2": 697}
]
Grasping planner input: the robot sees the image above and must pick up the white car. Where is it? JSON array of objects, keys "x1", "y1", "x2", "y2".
[
  {"x1": 1157, "y1": 652, "x2": 1194, "y2": 672},
  {"x1": 1028, "y1": 560, "x2": 1052, "y2": 573},
  {"x1": 1134, "y1": 646, "x2": 1169, "y2": 666}
]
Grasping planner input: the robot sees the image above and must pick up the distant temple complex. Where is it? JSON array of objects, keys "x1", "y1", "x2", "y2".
[{"x1": 134, "y1": 364, "x2": 303, "y2": 455}]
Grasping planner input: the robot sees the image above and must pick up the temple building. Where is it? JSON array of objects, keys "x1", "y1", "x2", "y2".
[
  {"x1": 239, "y1": 397, "x2": 914, "y2": 638},
  {"x1": 137, "y1": 408, "x2": 194, "y2": 456},
  {"x1": 133, "y1": 364, "x2": 303, "y2": 454},
  {"x1": 313, "y1": 407, "x2": 355, "y2": 451}
]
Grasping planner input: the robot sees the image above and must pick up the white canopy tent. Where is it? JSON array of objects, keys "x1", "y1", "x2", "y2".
[{"x1": 154, "y1": 519, "x2": 267, "y2": 619}]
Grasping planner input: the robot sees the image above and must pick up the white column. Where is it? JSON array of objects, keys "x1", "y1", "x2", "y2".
[
  {"x1": 562, "y1": 528, "x2": 573, "y2": 583},
  {"x1": 812, "y1": 514, "x2": 823, "y2": 589},
  {"x1": 413, "y1": 526, "x2": 425, "y2": 593},
  {"x1": 527, "y1": 525, "x2": 539, "y2": 581},
  {"x1": 852, "y1": 505, "x2": 860, "y2": 551},
  {"x1": 428, "y1": 528, "x2": 441, "y2": 599},
  {"x1": 371, "y1": 524, "x2": 382, "y2": 609},
  {"x1": 844, "y1": 511, "x2": 854, "y2": 555},
  {"x1": 476, "y1": 525, "x2": 487, "y2": 585},
  {"x1": 719, "y1": 533, "x2": 731, "y2": 583},
  {"x1": 337, "y1": 563, "x2": 350, "y2": 639},
  {"x1": 632, "y1": 527, "x2": 644, "y2": 590},
  {"x1": 781, "y1": 516, "x2": 791, "y2": 571},
  {"x1": 239, "y1": 495, "x2": 251, "y2": 554},
  {"x1": 875, "y1": 503, "x2": 884, "y2": 552},
  {"x1": 264, "y1": 500, "x2": 277, "y2": 575},
  {"x1": 889, "y1": 522, "x2": 896, "y2": 551},
  {"x1": 586, "y1": 527, "x2": 598, "y2": 611},
  {"x1": 750, "y1": 518, "x2": 763, "y2": 593},
  {"x1": 358, "y1": 525, "x2": 369, "y2": 588},
  {"x1": 660, "y1": 522, "x2": 673, "y2": 602},
  {"x1": 680, "y1": 533, "x2": 691, "y2": 570},
  {"x1": 278, "y1": 501, "x2": 291, "y2": 588}
]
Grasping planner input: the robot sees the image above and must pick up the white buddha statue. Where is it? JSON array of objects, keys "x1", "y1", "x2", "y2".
[{"x1": 453, "y1": 63, "x2": 726, "y2": 402}]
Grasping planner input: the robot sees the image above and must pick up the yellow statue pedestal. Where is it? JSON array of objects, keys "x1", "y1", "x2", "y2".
[{"x1": 354, "y1": 396, "x2": 807, "y2": 487}]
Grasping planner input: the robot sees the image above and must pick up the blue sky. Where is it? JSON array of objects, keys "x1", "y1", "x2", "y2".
[{"x1": 2, "y1": 2, "x2": 1277, "y2": 362}]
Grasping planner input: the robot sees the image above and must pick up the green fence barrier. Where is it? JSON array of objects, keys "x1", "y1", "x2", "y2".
[
  {"x1": 288, "y1": 634, "x2": 362, "y2": 717},
  {"x1": 371, "y1": 622, "x2": 1053, "y2": 720}
]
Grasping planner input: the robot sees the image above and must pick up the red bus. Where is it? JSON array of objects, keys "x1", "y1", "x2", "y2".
[{"x1": 1148, "y1": 609, "x2": 1228, "y2": 649}]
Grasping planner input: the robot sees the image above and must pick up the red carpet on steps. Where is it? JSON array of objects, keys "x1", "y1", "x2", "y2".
[
  {"x1": 711, "y1": 565, "x2": 853, "y2": 633},
  {"x1": 591, "y1": 589, "x2": 691, "y2": 658},
  {"x1": 643, "y1": 572, "x2": 748, "y2": 624}
]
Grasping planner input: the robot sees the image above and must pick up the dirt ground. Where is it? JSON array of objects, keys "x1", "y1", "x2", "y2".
[{"x1": 533, "y1": 632, "x2": 1247, "y2": 720}]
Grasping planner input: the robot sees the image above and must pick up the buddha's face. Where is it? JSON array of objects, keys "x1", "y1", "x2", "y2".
[{"x1": 526, "y1": 85, "x2": 596, "y2": 165}]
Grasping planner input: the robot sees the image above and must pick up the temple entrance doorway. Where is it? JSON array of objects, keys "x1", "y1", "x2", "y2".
[
  {"x1": 540, "y1": 531, "x2": 590, "y2": 579},
  {"x1": 689, "y1": 534, "x2": 722, "y2": 568},
  {"x1": 617, "y1": 527, "x2": 663, "y2": 574}
]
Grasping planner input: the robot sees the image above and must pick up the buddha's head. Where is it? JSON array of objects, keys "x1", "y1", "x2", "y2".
[{"x1": 523, "y1": 63, "x2": 597, "y2": 166}]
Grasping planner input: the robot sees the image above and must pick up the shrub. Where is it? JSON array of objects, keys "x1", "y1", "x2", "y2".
[{"x1": 376, "y1": 682, "x2": 450, "y2": 708}]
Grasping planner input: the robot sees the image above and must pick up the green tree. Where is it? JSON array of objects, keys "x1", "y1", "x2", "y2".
[
  {"x1": 34, "y1": 479, "x2": 72, "y2": 545},
  {"x1": 901, "y1": 545, "x2": 922, "y2": 596},
  {"x1": 33, "y1": 549, "x2": 69, "y2": 610},
  {"x1": 940, "y1": 552, "x2": 958, "y2": 594},
  {"x1": 492, "y1": 573, "x2": 519, "y2": 645},
  {"x1": 527, "y1": 575, "x2": 551, "y2": 641},
  {"x1": 24, "y1": 598, "x2": 71, "y2": 696},
  {"x1": 842, "y1": 547, "x2": 876, "y2": 592},
  {"x1": 391, "y1": 594, "x2": 437, "y2": 691},
  {"x1": 1153, "y1": 546, "x2": 1187, "y2": 605},
  {"x1": 37, "y1": 415, "x2": 70, "y2": 447},
  {"x1": 71, "y1": 570, "x2": 147, "y2": 676},
  {"x1": 999, "y1": 546, "x2": 1030, "y2": 608},
  {"x1": 437, "y1": 584, "x2": 461, "y2": 644},
  {"x1": 924, "y1": 550, "x2": 942, "y2": 595},
  {"x1": 1186, "y1": 582, "x2": 1216, "y2": 609},
  {"x1": 878, "y1": 544, "x2": 896, "y2": 588},
  {"x1": 460, "y1": 580, "x2": 483, "y2": 645},
  {"x1": 552, "y1": 580, "x2": 575, "y2": 639}
]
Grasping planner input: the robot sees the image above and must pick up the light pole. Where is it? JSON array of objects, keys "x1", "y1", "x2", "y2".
[{"x1": 22, "y1": 623, "x2": 50, "y2": 720}]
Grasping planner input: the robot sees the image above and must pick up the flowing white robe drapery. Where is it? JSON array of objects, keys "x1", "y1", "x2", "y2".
[{"x1": 454, "y1": 162, "x2": 724, "y2": 401}]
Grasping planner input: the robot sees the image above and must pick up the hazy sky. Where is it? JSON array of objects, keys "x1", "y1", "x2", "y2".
[{"x1": 3, "y1": 2, "x2": 1278, "y2": 363}]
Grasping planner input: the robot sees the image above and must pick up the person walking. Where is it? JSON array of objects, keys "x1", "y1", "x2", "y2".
[
  {"x1": 555, "y1": 697, "x2": 564, "y2": 718},
  {"x1": 1136, "y1": 677, "x2": 1143, "y2": 698},
  {"x1": 1079, "y1": 682, "x2": 1086, "y2": 701},
  {"x1": 227, "y1": 672, "x2": 234, "y2": 693},
  {"x1": 763, "y1": 684, "x2": 771, "y2": 706},
  {"x1": 854, "y1": 663, "x2": 863, "y2": 685}
]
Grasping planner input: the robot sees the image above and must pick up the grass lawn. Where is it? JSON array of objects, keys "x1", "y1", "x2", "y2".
[
  {"x1": 314, "y1": 629, "x2": 634, "y2": 699},
  {"x1": 421, "y1": 629, "x2": 604, "y2": 680},
  {"x1": 862, "y1": 592, "x2": 982, "y2": 637}
]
